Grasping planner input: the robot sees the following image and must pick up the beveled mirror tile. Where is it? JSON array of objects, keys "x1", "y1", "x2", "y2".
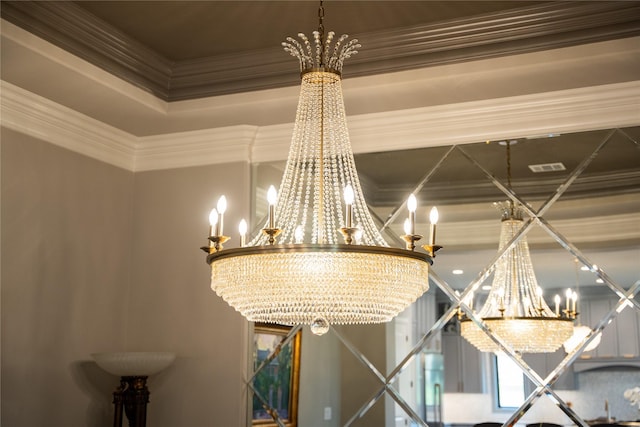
[{"x1": 250, "y1": 126, "x2": 640, "y2": 425}]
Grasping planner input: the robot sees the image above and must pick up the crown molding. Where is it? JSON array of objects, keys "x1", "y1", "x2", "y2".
[
  {"x1": 2, "y1": 80, "x2": 639, "y2": 172},
  {"x1": 344, "y1": 81, "x2": 640, "y2": 157},
  {"x1": 134, "y1": 126, "x2": 256, "y2": 172},
  {"x1": 250, "y1": 79, "x2": 640, "y2": 163},
  {"x1": 1, "y1": 1, "x2": 172, "y2": 99},
  {"x1": 366, "y1": 170, "x2": 640, "y2": 208},
  {"x1": 431, "y1": 211, "x2": 640, "y2": 249},
  {"x1": 3, "y1": 1, "x2": 639, "y2": 101},
  {"x1": 0, "y1": 81, "x2": 136, "y2": 170}
]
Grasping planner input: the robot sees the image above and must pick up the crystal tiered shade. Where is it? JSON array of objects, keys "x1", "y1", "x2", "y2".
[
  {"x1": 206, "y1": 31, "x2": 432, "y2": 330},
  {"x1": 460, "y1": 202, "x2": 573, "y2": 353}
]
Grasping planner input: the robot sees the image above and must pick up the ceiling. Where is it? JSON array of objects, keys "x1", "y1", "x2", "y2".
[
  {"x1": 76, "y1": 1, "x2": 544, "y2": 61},
  {"x1": 1, "y1": 1, "x2": 639, "y2": 291},
  {"x1": 3, "y1": 1, "x2": 640, "y2": 101}
]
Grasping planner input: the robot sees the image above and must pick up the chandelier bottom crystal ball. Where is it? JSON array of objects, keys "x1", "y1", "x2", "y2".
[{"x1": 203, "y1": 9, "x2": 436, "y2": 332}]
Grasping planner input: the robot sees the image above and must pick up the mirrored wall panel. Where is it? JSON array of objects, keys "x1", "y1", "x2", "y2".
[{"x1": 251, "y1": 126, "x2": 640, "y2": 426}]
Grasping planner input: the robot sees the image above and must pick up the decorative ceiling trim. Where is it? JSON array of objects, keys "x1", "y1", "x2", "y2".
[
  {"x1": 134, "y1": 126, "x2": 256, "y2": 172},
  {"x1": 0, "y1": 1, "x2": 172, "y2": 99},
  {"x1": 2, "y1": 80, "x2": 638, "y2": 172},
  {"x1": 344, "y1": 81, "x2": 640, "y2": 157},
  {"x1": 2, "y1": 1, "x2": 639, "y2": 101},
  {"x1": 365, "y1": 170, "x2": 640, "y2": 207},
  {"x1": 1, "y1": 20, "x2": 168, "y2": 115},
  {"x1": 427, "y1": 212, "x2": 640, "y2": 249},
  {"x1": 0, "y1": 81, "x2": 136, "y2": 171}
]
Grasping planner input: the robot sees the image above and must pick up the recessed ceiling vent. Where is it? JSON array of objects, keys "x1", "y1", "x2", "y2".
[{"x1": 528, "y1": 162, "x2": 566, "y2": 173}]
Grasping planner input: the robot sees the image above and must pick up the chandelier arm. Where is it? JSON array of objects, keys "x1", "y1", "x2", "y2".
[{"x1": 380, "y1": 145, "x2": 456, "y2": 232}]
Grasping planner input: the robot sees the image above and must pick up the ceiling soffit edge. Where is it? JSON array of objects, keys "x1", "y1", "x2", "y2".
[
  {"x1": 2, "y1": 79, "x2": 638, "y2": 173},
  {"x1": 2, "y1": 1, "x2": 639, "y2": 101},
  {"x1": 1, "y1": 1, "x2": 172, "y2": 99},
  {"x1": 365, "y1": 169, "x2": 640, "y2": 207},
  {"x1": 0, "y1": 80, "x2": 136, "y2": 171},
  {"x1": 419, "y1": 211, "x2": 640, "y2": 249}
]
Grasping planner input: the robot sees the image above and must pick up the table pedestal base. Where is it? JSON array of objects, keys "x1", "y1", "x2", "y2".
[{"x1": 112, "y1": 376, "x2": 149, "y2": 427}]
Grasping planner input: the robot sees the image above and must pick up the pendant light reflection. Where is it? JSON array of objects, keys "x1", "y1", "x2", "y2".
[{"x1": 460, "y1": 141, "x2": 574, "y2": 353}]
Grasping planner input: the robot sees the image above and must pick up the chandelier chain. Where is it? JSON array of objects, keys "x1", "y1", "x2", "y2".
[
  {"x1": 506, "y1": 140, "x2": 512, "y2": 190},
  {"x1": 318, "y1": 1, "x2": 325, "y2": 57}
]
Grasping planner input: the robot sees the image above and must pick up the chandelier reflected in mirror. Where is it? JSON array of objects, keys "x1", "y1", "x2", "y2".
[
  {"x1": 202, "y1": 3, "x2": 438, "y2": 333},
  {"x1": 563, "y1": 258, "x2": 602, "y2": 353},
  {"x1": 460, "y1": 141, "x2": 574, "y2": 353}
]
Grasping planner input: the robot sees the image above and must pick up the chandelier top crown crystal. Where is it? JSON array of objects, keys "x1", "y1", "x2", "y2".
[
  {"x1": 203, "y1": 1, "x2": 436, "y2": 332},
  {"x1": 282, "y1": 31, "x2": 360, "y2": 75},
  {"x1": 282, "y1": 0, "x2": 360, "y2": 75}
]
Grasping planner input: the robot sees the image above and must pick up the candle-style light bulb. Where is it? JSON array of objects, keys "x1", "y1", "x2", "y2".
[
  {"x1": 267, "y1": 185, "x2": 277, "y2": 228},
  {"x1": 429, "y1": 206, "x2": 439, "y2": 246},
  {"x1": 403, "y1": 218, "x2": 411, "y2": 236},
  {"x1": 430, "y1": 206, "x2": 439, "y2": 224},
  {"x1": 554, "y1": 294, "x2": 561, "y2": 316},
  {"x1": 217, "y1": 195, "x2": 227, "y2": 235},
  {"x1": 566, "y1": 288, "x2": 572, "y2": 312},
  {"x1": 238, "y1": 219, "x2": 247, "y2": 247},
  {"x1": 344, "y1": 184, "x2": 354, "y2": 228},
  {"x1": 209, "y1": 208, "x2": 219, "y2": 237},
  {"x1": 407, "y1": 194, "x2": 417, "y2": 235},
  {"x1": 572, "y1": 290, "x2": 578, "y2": 314}
]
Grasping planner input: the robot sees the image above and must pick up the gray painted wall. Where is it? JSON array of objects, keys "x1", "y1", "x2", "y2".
[
  {"x1": 1, "y1": 129, "x2": 134, "y2": 426},
  {"x1": 298, "y1": 328, "x2": 342, "y2": 427},
  {"x1": 128, "y1": 163, "x2": 251, "y2": 427},
  {"x1": 1, "y1": 127, "x2": 253, "y2": 426}
]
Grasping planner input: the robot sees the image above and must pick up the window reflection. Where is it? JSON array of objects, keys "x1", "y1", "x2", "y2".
[{"x1": 495, "y1": 352, "x2": 525, "y2": 409}]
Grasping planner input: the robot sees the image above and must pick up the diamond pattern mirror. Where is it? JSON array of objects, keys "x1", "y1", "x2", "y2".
[{"x1": 252, "y1": 126, "x2": 640, "y2": 426}]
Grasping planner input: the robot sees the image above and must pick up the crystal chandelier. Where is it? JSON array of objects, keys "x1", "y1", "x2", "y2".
[
  {"x1": 202, "y1": 2, "x2": 437, "y2": 334},
  {"x1": 460, "y1": 142, "x2": 574, "y2": 353}
]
